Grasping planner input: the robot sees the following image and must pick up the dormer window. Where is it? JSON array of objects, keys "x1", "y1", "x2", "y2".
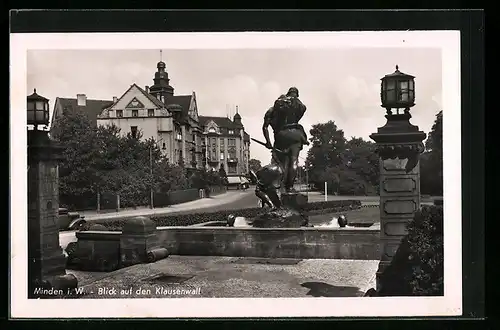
[
  {"x1": 117, "y1": 110, "x2": 123, "y2": 118},
  {"x1": 228, "y1": 130, "x2": 234, "y2": 135},
  {"x1": 132, "y1": 110, "x2": 138, "y2": 117},
  {"x1": 148, "y1": 109, "x2": 154, "y2": 117}
]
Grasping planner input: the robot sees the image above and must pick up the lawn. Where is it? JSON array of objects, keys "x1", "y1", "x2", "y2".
[{"x1": 308, "y1": 206, "x2": 380, "y2": 226}]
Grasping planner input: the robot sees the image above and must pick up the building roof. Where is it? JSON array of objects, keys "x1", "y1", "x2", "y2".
[
  {"x1": 134, "y1": 84, "x2": 165, "y2": 108},
  {"x1": 164, "y1": 95, "x2": 192, "y2": 118},
  {"x1": 56, "y1": 97, "x2": 114, "y2": 127},
  {"x1": 243, "y1": 131, "x2": 250, "y2": 142},
  {"x1": 198, "y1": 116, "x2": 238, "y2": 129}
]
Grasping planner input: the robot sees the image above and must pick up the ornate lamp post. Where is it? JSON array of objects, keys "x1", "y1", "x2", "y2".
[
  {"x1": 369, "y1": 66, "x2": 426, "y2": 293},
  {"x1": 27, "y1": 89, "x2": 78, "y2": 297}
]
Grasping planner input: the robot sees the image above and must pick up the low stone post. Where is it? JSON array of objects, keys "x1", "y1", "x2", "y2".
[
  {"x1": 67, "y1": 224, "x2": 121, "y2": 272},
  {"x1": 120, "y1": 216, "x2": 169, "y2": 267}
]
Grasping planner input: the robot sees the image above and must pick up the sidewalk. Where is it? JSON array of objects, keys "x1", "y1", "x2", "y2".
[
  {"x1": 81, "y1": 191, "x2": 249, "y2": 221},
  {"x1": 67, "y1": 256, "x2": 378, "y2": 299}
]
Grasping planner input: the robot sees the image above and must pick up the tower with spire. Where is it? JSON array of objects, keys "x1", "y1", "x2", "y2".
[
  {"x1": 149, "y1": 50, "x2": 175, "y2": 102},
  {"x1": 233, "y1": 105, "x2": 243, "y2": 128}
]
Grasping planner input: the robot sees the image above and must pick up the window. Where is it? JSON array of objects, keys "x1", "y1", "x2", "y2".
[
  {"x1": 132, "y1": 110, "x2": 138, "y2": 117},
  {"x1": 117, "y1": 110, "x2": 123, "y2": 118},
  {"x1": 220, "y1": 153, "x2": 224, "y2": 160},
  {"x1": 398, "y1": 80, "x2": 414, "y2": 102},
  {"x1": 162, "y1": 142, "x2": 166, "y2": 150},
  {"x1": 228, "y1": 164, "x2": 237, "y2": 174},
  {"x1": 131, "y1": 126, "x2": 138, "y2": 138},
  {"x1": 176, "y1": 131, "x2": 182, "y2": 141},
  {"x1": 228, "y1": 130, "x2": 234, "y2": 135},
  {"x1": 228, "y1": 138, "x2": 236, "y2": 146},
  {"x1": 220, "y1": 138, "x2": 224, "y2": 145},
  {"x1": 148, "y1": 109, "x2": 155, "y2": 117}
]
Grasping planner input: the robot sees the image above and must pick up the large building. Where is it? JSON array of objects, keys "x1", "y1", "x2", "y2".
[
  {"x1": 51, "y1": 95, "x2": 114, "y2": 129},
  {"x1": 52, "y1": 60, "x2": 250, "y2": 174},
  {"x1": 199, "y1": 112, "x2": 250, "y2": 175}
]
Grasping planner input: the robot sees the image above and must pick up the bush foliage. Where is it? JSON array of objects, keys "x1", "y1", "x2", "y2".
[{"x1": 378, "y1": 205, "x2": 444, "y2": 296}]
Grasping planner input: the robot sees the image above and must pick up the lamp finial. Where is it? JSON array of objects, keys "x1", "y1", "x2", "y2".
[
  {"x1": 395, "y1": 65, "x2": 399, "y2": 71},
  {"x1": 34, "y1": 88, "x2": 37, "y2": 94}
]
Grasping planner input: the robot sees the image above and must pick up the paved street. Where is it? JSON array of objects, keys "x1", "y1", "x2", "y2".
[
  {"x1": 67, "y1": 256, "x2": 378, "y2": 298},
  {"x1": 60, "y1": 190, "x2": 258, "y2": 250},
  {"x1": 81, "y1": 190, "x2": 258, "y2": 221}
]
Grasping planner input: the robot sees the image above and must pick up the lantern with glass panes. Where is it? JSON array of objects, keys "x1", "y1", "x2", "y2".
[
  {"x1": 380, "y1": 65, "x2": 415, "y2": 116},
  {"x1": 27, "y1": 89, "x2": 50, "y2": 130}
]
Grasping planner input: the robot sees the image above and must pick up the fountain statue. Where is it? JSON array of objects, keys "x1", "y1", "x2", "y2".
[{"x1": 249, "y1": 87, "x2": 311, "y2": 228}]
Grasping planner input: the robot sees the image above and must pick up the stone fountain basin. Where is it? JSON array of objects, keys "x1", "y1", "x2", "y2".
[{"x1": 155, "y1": 221, "x2": 381, "y2": 260}]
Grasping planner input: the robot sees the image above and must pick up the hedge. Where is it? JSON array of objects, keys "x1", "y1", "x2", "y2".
[
  {"x1": 92, "y1": 199, "x2": 362, "y2": 230},
  {"x1": 376, "y1": 205, "x2": 444, "y2": 296}
]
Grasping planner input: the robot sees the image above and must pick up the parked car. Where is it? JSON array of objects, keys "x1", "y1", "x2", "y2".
[{"x1": 58, "y1": 208, "x2": 86, "y2": 231}]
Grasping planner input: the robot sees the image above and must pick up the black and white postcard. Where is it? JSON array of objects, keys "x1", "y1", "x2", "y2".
[{"x1": 10, "y1": 30, "x2": 462, "y2": 318}]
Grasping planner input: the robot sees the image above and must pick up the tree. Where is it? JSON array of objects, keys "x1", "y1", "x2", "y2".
[
  {"x1": 305, "y1": 121, "x2": 347, "y2": 190},
  {"x1": 52, "y1": 110, "x2": 189, "y2": 210},
  {"x1": 51, "y1": 110, "x2": 104, "y2": 209},
  {"x1": 420, "y1": 111, "x2": 443, "y2": 196},
  {"x1": 342, "y1": 137, "x2": 380, "y2": 194},
  {"x1": 218, "y1": 165, "x2": 228, "y2": 183},
  {"x1": 248, "y1": 158, "x2": 262, "y2": 173}
]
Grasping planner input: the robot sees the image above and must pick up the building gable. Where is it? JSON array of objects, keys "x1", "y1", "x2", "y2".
[
  {"x1": 110, "y1": 84, "x2": 161, "y2": 111},
  {"x1": 125, "y1": 97, "x2": 145, "y2": 109},
  {"x1": 206, "y1": 120, "x2": 219, "y2": 134}
]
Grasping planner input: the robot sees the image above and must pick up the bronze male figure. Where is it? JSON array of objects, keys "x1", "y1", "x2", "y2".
[{"x1": 251, "y1": 87, "x2": 309, "y2": 210}]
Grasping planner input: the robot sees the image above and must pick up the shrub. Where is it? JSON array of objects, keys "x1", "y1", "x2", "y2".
[
  {"x1": 378, "y1": 205, "x2": 444, "y2": 296},
  {"x1": 94, "y1": 200, "x2": 362, "y2": 230}
]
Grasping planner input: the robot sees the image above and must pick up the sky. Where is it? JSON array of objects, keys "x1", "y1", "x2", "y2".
[{"x1": 27, "y1": 48, "x2": 442, "y2": 165}]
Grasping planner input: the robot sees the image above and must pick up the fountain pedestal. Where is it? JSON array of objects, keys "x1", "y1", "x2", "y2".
[{"x1": 252, "y1": 192, "x2": 309, "y2": 228}]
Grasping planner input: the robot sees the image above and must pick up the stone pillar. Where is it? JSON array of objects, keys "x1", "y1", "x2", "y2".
[
  {"x1": 370, "y1": 113, "x2": 426, "y2": 292},
  {"x1": 120, "y1": 216, "x2": 169, "y2": 267},
  {"x1": 28, "y1": 130, "x2": 78, "y2": 297}
]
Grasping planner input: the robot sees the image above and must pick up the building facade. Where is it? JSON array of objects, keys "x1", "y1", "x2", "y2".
[
  {"x1": 199, "y1": 113, "x2": 250, "y2": 175},
  {"x1": 89, "y1": 60, "x2": 251, "y2": 173}
]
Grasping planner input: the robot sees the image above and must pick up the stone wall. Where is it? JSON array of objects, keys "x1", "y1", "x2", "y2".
[
  {"x1": 67, "y1": 217, "x2": 381, "y2": 272},
  {"x1": 156, "y1": 225, "x2": 381, "y2": 260}
]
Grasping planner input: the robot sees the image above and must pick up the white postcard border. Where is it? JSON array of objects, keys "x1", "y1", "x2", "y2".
[{"x1": 10, "y1": 31, "x2": 462, "y2": 318}]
